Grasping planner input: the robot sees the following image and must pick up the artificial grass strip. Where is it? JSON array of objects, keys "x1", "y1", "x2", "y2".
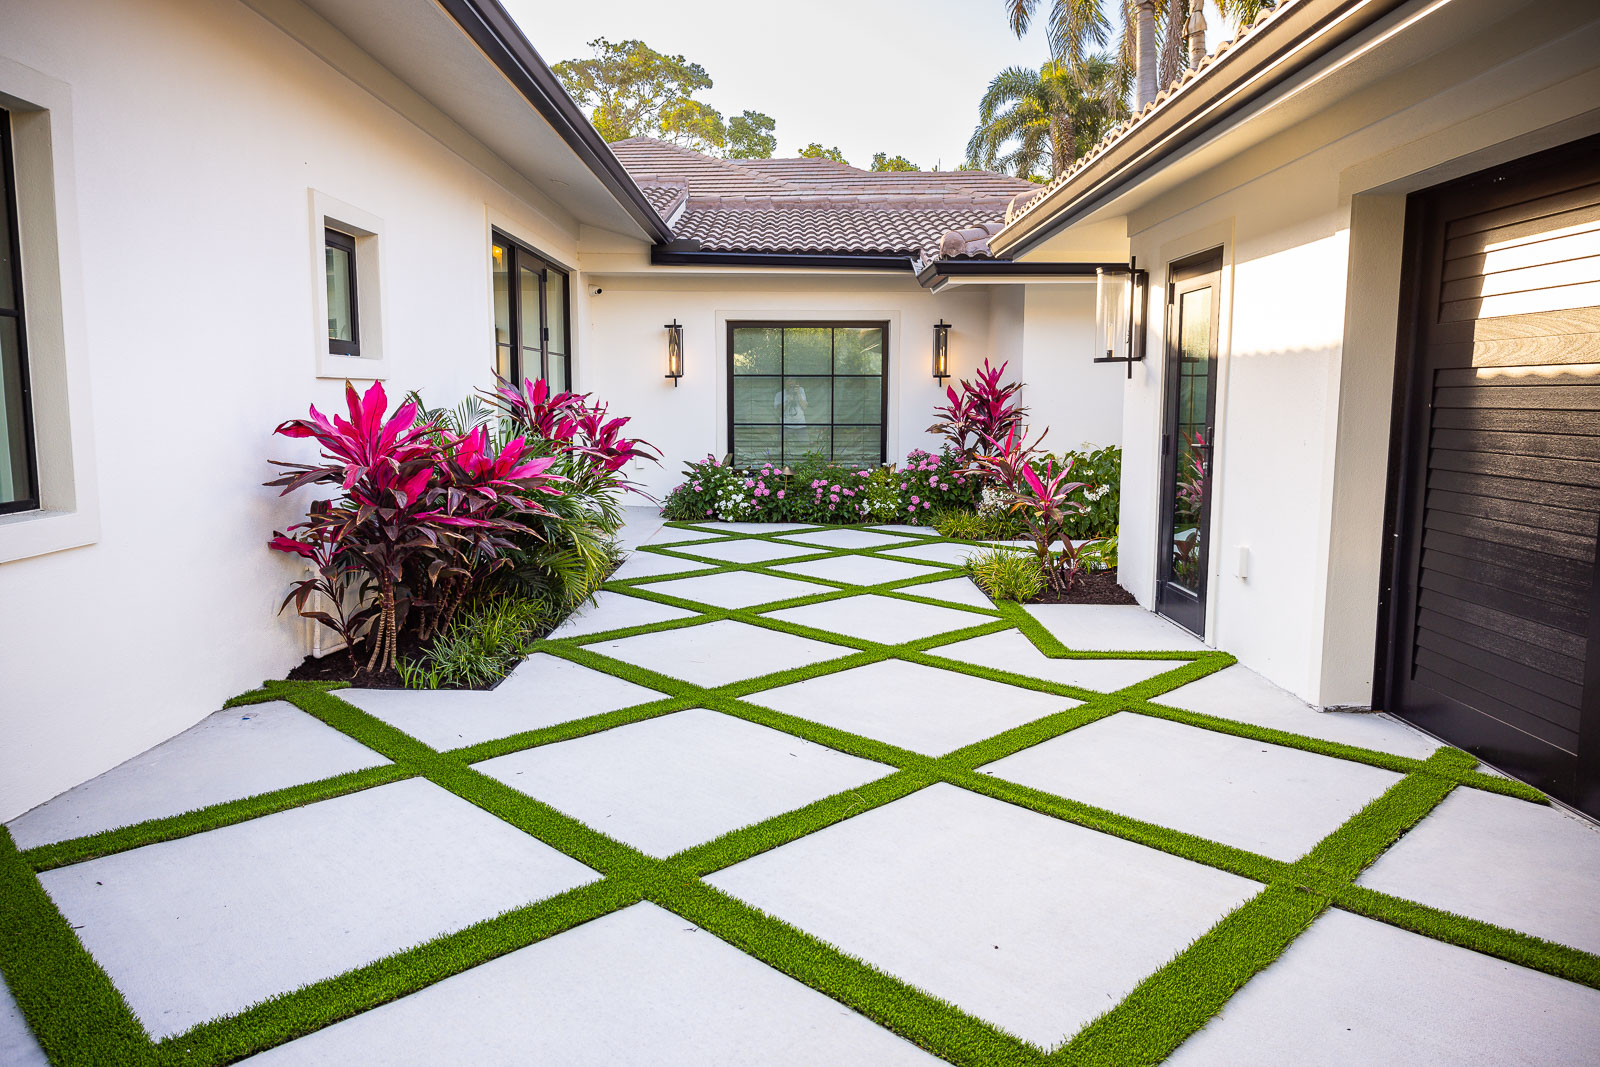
[
  {"x1": 22, "y1": 763, "x2": 414, "y2": 872},
  {"x1": 1330, "y1": 883, "x2": 1600, "y2": 989},
  {"x1": 0, "y1": 830, "x2": 155, "y2": 1067},
  {"x1": 153, "y1": 878, "x2": 641, "y2": 1067},
  {"x1": 651, "y1": 877, "x2": 1045, "y2": 1067},
  {"x1": 7, "y1": 519, "x2": 1581, "y2": 1067},
  {"x1": 1057, "y1": 884, "x2": 1328, "y2": 1065}
]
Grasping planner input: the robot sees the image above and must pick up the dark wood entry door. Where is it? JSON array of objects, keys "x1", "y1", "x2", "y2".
[
  {"x1": 1156, "y1": 251, "x2": 1224, "y2": 636},
  {"x1": 1385, "y1": 134, "x2": 1600, "y2": 818}
]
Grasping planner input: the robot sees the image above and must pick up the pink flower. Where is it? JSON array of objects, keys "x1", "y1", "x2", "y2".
[
  {"x1": 831, "y1": 484, "x2": 840, "y2": 492},
  {"x1": 844, "y1": 489, "x2": 855, "y2": 496},
  {"x1": 928, "y1": 475, "x2": 938, "y2": 486},
  {"x1": 939, "y1": 483, "x2": 949, "y2": 491},
  {"x1": 777, "y1": 489, "x2": 785, "y2": 499},
  {"x1": 705, "y1": 508, "x2": 713, "y2": 515},
  {"x1": 911, "y1": 495, "x2": 920, "y2": 504},
  {"x1": 692, "y1": 482, "x2": 703, "y2": 491},
  {"x1": 900, "y1": 482, "x2": 908, "y2": 490},
  {"x1": 829, "y1": 493, "x2": 839, "y2": 502},
  {"x1": 923, "y1": 501, "x2": 931, "y2": 509},
  {"x1": 744, "y1": 478, "x2": 755, "y2": 488}
]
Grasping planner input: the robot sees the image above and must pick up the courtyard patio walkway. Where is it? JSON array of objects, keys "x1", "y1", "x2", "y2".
[{"x1": 3, "y1": 515, "x2": 1599, "y2": 1065}]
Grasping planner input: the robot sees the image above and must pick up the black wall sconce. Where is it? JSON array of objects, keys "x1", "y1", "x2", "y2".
[
  {"x1": 1093, "y1": 258, "x2": 1148, "y2": 379},
  {"x1": 932, "y1": 319, "x2": 951, "y2": 382},
  {"x1": 664, "y1": 319, "x2": 684, "y2": 386}
]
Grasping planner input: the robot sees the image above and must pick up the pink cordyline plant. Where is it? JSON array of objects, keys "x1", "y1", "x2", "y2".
[
  {"x1": 964, "y1": 424, "x2": 1097, "y2": 593},
  {"x1": 928, "y1": 358, "x2": 1029, "y2": 461},
  {"x1": 268, "y1": 381, "x2": 565, "y2": 672},
  {"x1": 484, "y1": 373, "x2": 659, "y2": 495}
]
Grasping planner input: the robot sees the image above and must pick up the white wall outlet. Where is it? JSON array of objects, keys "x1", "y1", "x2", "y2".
[{"x1": 1235, "y1": 545, "x2": 1250, "y2": 580}]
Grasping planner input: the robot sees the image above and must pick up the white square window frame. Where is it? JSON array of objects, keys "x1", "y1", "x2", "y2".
[
  {"x1": 0, "y1": 59, "x2": 101, "y2": 564},
  {"x1": 309, "y1": 189, "x2": 386, "y2": 380}
]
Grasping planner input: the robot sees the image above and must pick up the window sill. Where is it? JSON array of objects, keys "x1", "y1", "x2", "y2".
[
  {"x1": 0, "y1": 505, "x2": 99, "y2": 565},
  {"x1": 316, "y1": 352, "x2": 388, "y2": 382}
]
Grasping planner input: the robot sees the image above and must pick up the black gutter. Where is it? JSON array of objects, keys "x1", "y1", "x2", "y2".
[
  {"x1": 437, "y1": 0, "x2": 677, "y2": 245},
  {"x1": 650, "y1": 248, "x2": 917, "y2": 271},
  {"x1": 916, "y1": 259, "x2": 1126, "y2": 289},
  {"x1": 998, "y1": 0, "x2": 1409, "y2": 259}
]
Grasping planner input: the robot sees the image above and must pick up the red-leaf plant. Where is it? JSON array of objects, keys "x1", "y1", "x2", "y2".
[
  {"x1": 927, "y1": 358, "x2": 1029, "y2": 461},
  {"x1": 417, "y1": 425, "x2": 565, "y2": 638},
  {"x1": 964, "y1": 425, "x2": 1097, "y2": 594},
  {"x1": 485, "y1": 373, "x2": 660, "y2": 498},
  {"x1": 267, "y1": 381, "x2": 564, "y2": 673},
  {"x1": 268, "y1": 504, "x2": 377, "y2": 653}
]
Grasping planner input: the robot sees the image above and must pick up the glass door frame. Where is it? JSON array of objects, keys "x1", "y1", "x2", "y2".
[
  {"x1": 491, "y1": 230, "x2": 571, "y2": 390},
  {"x1": 1155, "y1": 249, "x2": 1224, "y2": 636}
]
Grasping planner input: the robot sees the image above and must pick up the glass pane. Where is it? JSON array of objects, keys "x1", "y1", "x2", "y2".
[
  {"x1": 1168, "y1": 285, "x2": 1213, "y2": 593},
  {"x1": 733, "y1": 376, "x2": 782, "y2": 424},
  {"x1": 833, "y1": 376, "x2": 882, "y2": 424},
  {"x1": 495, "y1": 343, "x2": 514, "y2": 382},
  {"x1": 833, "y1": 426, "x2": 881, "y2": 466},
  {"x1": 545, "y1": 269, "x2": 567, "y2": 355},
  {"x1": 519, "y1": 265, "x2": 542, "y2": 378},
  {"x1": 785, "y1": 425, "x2": 830, "y2": 464},
  {"x1": 732, "y1": 327, "x2": 780, "y2": 374},
  {"x1": 780, "y1": 376, "x2": 831, "y2": 424},
  {"x1": 834, "y1": 328, "x2": 883, "y2": 374},
  {"x1": 492, "y1": 242, "x2": 511, "y2": 355},
  {"x1": 733, "y1": 425, "x2": 780, "y2": 466},
  {"x1": 0, "y1": 316, "x2": 31, "y2": 504},
  {"x1": 325, "y1": 243, "x2": 354, "y2": 343},
  {"x1": 784, "y1": 327, "x2": 831, "y2": 373},
  {"x1": 547, "y1": 354, "x2": 568, "y2": 394}
]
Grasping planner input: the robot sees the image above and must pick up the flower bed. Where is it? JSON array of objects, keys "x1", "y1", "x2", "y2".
[{"x1": 267, "y1": 376, "x2": 654, "y2": 689}]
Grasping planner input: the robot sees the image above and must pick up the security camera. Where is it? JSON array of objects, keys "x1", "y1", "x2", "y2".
[{"x1": 590, "y1": 286, "x2": 603, "y2": 296}]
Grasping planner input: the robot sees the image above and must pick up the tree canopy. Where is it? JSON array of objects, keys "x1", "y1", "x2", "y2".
[
  {"x1": 799, "y1": 143, "x2": 848, "y2": 164},
  {"x1": 727, "y1": 111, "x2": 778, "y2": 159},
  {"x1": 965, "y1": 57, "x2": 1121, "y2": 180},
  {"x1": 870, "y1": 152, "x2": 920, "y2": 172},
  {"x1": 553, "y1": 38, "x2": 777, "y2": 158}
]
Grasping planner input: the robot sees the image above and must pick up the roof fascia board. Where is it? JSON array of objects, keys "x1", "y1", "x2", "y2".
[
  {"x1": 436, "y1": 0, "x2": 677, "y2": 245},
  {"x1": 649, "y1": 249, "x2": 916, "y2": 271},
  {"x1": 916, "y1": 259, "x2": 1126, "y2": 290},
  {"x1": 992, "y1": 0, "x2": 1411, "y2": 258}
]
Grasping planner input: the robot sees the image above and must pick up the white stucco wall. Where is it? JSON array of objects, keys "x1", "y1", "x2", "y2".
[
  {"x1": 578, "y1": 273, "x2": 1003, "y2": 497},
  {"x1": 1017, "y1": 283, "x2": 1122, "y2": 452},
  {"x1": 1081, "y1": 0, "x2": 1600, "y2": 708},
  {"x1": 0, "y1": 0, "x2": 597, "y2": 819}
]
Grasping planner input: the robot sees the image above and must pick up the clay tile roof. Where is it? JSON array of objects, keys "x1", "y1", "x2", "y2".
[{"x1": 610, "y1": 136, "x2": 1037, "y2": 260}]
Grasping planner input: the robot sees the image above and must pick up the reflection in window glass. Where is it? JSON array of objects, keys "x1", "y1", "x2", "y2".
[
  {"x1": 729, "y1": 323, "x2": 886, "y2": 466},
  {"x1": 489, "y1": 234, "x2": 570, "y2": 388},
  {"x1": 1, "y1": 108, "x2": 37, "y2": 511},
  {"x1": 324, "y1": 228, "x2": 358, "y2": 356}
]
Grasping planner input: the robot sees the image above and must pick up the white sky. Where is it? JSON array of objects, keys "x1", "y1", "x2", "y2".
[{"x1": 501, "y1": 0, "x2": 1057, "y2": 170}]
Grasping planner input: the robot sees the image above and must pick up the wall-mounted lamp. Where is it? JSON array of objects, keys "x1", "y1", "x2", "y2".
[
  {"x1": 1093, "y1": 258, "x2": 1148, "y2": 379},
  {"x1": 932, "y1": 319, "x2": 951, "y2": 382},
  {"x1": 664, "y1": 319, "x2": 684, "y2": 386}
]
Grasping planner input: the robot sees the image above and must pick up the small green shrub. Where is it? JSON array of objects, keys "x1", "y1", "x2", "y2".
[
  {"x1": 933, "y1": 506, "x2": 1023, "y2": 541},
  {"x1": 1056, "y1": 444, "x2": 1120, "y2": 539},
  {"x1": 965, "y1": 547, "x2": 1045, "y2": 602},
  {"x1": 397, "y1": 593, "x2": 563, "y2": 689},
  {"x1": 1080, "y1": 533, "x2": 1119, "y2": 571}
]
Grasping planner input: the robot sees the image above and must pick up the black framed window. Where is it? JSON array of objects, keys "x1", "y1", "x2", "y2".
[
  {"x1": 492, "y1": 233, "x2": 570, "y2": 391},
  {"x1": 728, "y1": 321, "x2": 888, "y2": 466},
  {"x1": 0, "y1": 107, "x2": 38, "y2": 514},
  {"x1": 324, "y1": 227, "x2": 359, "y2": 357}
]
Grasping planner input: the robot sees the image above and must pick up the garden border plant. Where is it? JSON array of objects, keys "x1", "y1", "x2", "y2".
[{"x1": 1, "y1": 521, "x2": 1593, "y2": 1067}]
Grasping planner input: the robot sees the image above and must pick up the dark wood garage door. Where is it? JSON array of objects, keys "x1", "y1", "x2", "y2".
[{"x1": 1384, "y1": 134, "x2": 1600, "y2": 819}]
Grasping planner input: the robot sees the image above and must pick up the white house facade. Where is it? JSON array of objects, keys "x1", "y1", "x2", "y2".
[
  {"x1": 994, "y1": 0, "x2": 1600, "y2": 817},
  {"x1": 3, "y1": 0, "x2": 1597, "y2": 822},
  {"x1": 0, "y1": 0, "x2": 1124, "y2": 820}
]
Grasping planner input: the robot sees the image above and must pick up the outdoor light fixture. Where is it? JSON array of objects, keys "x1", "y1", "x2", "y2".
[
  {"x1": 664, "y1": 319, "x2": 684, "y2": 386},
  {"x1": 932, "y1": 319, "x2": 952, "y2": 381},
  {"x1": 1093, "y1": 258, "x2": 1148, "y2": 379}
]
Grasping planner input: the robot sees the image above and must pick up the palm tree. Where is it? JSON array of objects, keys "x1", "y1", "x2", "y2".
[
  {"x1": 1007, "y1": 1, "x2": 1278, "y2": 101},
  {"x1": 965, "y1": 57, "x2": 1124, "y2": 181}
]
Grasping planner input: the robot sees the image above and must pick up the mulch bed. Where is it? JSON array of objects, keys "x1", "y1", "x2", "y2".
[
  {"x1": 285, "y1": 633, "x2": 422, "y2": 690},
  {"x1": 1025, "y1": 567, "x2": 1137, "y2": 606}
]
